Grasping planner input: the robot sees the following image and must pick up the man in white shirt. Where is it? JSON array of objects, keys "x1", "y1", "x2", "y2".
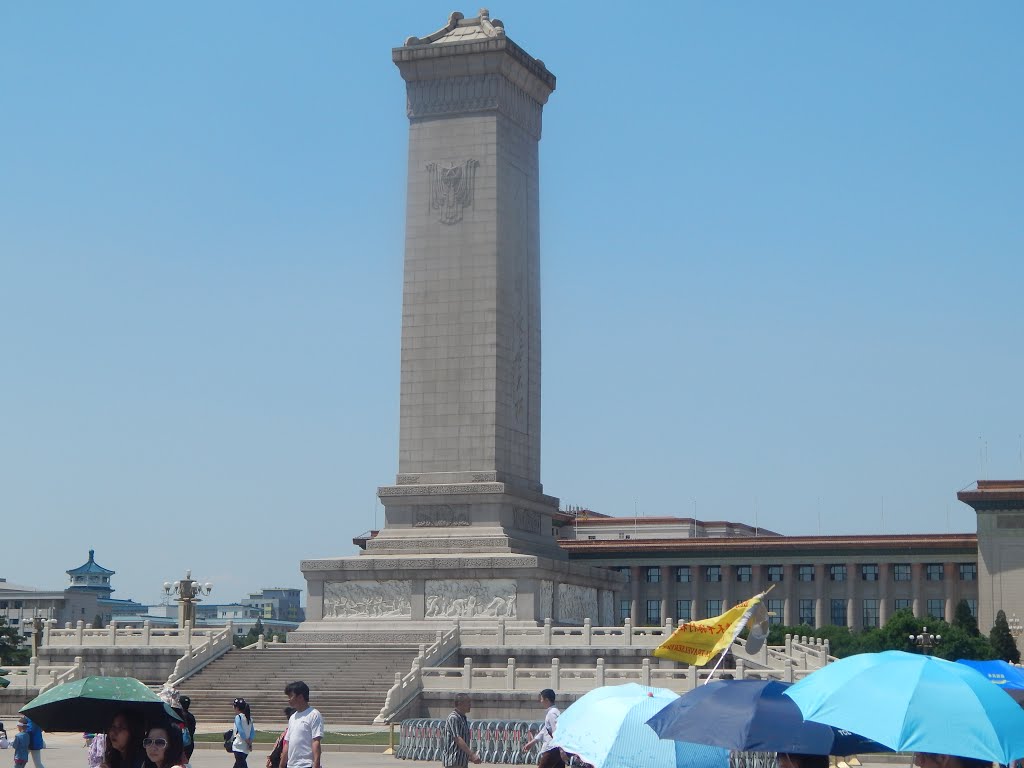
[
  {"x1": 280, "y1": 681, "x2": 323, "y2": 768},
  {"x1": 523, "y1": 689, "x2": 560, "y2": 768}
]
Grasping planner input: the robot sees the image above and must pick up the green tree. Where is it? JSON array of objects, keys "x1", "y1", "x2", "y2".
[
  {"x1": 990, "y1": 610, "x2": 1021, "y2": 663},
  {"x1": 0, "y1": 618, "x2": 29, "y2": 665},
  {"x1": 933, "y1": 624, "x2": 994, "y2": 661},
  {"x1": 953, "y1": 600, "x2": 980, "y2": 637}
]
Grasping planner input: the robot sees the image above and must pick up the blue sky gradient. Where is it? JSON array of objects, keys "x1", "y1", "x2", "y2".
[{"x1": 2, "y1": 3, "x2": 1022, "y2": 605}]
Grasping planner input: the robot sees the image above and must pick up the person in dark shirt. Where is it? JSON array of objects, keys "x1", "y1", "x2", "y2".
[{"x1": 178, "y1": 697, "x2": 197, "y2": 761}]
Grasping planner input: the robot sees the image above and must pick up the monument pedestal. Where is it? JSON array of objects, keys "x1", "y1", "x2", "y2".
[{"x1": 293, "y1": 552, "x2": 622, "y2": 643}]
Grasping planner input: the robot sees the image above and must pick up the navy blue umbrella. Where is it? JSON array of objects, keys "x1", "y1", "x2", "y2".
[{"x1": 646, "y1": 679, "x2": 891, "y2": 756}]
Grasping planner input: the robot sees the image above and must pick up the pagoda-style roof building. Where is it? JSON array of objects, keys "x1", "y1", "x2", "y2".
[{"x1": 67, "y1": 549, "x2": 115, "y2": 597}]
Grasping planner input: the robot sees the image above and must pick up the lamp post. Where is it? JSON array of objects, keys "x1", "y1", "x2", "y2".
[
  {"x1": 1009, "y1": 614, "x2": 1023, "y2": 639},
  {"x1": 162, "y1": 571, "x2": 213, "y2": 629},
  {"x1": 909, "y1": 626, "x2": 942, "y2": 655},
  {"x1": 30, "y1": 617, "x2": 43, "y2": 658}
]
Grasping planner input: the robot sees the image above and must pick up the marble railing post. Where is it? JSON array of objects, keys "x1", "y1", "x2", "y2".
[
  {"x1": 506, "y1": 658, "x2": 516, "y2": 690},
  {"x1": 463, "y1": 658, "x2": 473, "y2": 689},
  {"x1": 550, "y1": 658, "x2": 560, "y2": 688}
]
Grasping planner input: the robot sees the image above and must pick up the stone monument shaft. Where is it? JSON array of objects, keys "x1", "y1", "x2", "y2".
[
  {"x1": 372, "y1": 9, "x2": 562, "y2": 556},
  {"x1": 296, "y1": 13, "x2": 623, "y2": 633},
  {"x1": 394, "y1": 10, "x2": 553, "y2": 490}
]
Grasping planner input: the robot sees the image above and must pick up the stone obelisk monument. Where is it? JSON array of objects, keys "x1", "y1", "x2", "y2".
[{"x1": 295, "y1": 10, "x2": 621, "y2": 641}]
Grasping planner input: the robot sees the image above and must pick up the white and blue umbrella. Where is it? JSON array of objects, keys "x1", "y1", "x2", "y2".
[
  {"x1": 552, "y1": 683, "x2": 727, "y2": 768},
  {"x1": 784, "y1": 650, "x2": 1024, "y2": 764}
]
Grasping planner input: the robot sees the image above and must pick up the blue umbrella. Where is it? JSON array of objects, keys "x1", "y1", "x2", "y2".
[
  {"x1": 647, "y1": 679, "x2": 891, "y2": 755},
  {"x1": 784, "y1": 650, "x2": 1024, "y2": 764},
  {"x1": 957, "y1": 659, "x2": 1024, "y2": 703},
  {"x1": 552, "y1": 683, "x2": 728, "y2": 768}
]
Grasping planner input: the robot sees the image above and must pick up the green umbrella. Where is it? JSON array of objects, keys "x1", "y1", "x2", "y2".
[{"x1": 20, "y1": 676, "x2": 182, "y2": 733}]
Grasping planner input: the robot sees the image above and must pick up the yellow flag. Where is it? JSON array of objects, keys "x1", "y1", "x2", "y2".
[{"x1": 653, "y1": 592, "x2": 765, "y2": 667}]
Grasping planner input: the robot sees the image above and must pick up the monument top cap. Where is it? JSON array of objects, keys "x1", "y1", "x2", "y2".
[{"x1": 403, "y1": 10, "x2": 505, "y2": 47}]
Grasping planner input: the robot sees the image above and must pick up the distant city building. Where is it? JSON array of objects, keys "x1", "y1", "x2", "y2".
[
  {"x1": 0, "y1": 578, "x2": 100, "y2": 638},
  {"x1": 242, "y1": 588, "x2": 305, "y2": 621}
]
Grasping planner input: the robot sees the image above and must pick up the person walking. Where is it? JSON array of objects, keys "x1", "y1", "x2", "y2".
[
  {"x1": 280, "y1": 682, "x2": 322, "y2": 768},
  {"x1": 230, "y1": 699, "x2": 255, "y2": 768},
  {"x1": 266, "y1": 708, "x2": 294, "y2": 768},
  {"x1": 443, "y1": 693, "x2": 481, "y2": 768},
  {"x1": 21, "y1": 719, "x2": 44, "y2": 768},
  {"x1": 12, "y1": 720, "x2": 30, "y2": 768},
  {"x1": 522, "y1": 689, "x2": 560, "y2": 768},
  {"x1": 179, "y1": 697, "x2": 196, "y2": 764}
]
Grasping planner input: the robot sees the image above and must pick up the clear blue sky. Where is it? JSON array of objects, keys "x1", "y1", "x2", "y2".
[{"x1": 2, "y1": 3, "x2": 1022, "y2": 607}]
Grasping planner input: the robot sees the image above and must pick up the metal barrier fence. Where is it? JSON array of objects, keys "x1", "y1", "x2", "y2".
[{"x1": 397, "y1": 719, "x2": 543, "y2": 763}]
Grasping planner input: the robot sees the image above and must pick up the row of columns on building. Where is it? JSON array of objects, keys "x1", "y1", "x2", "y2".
[{"x1": 628, "y1": 561, "x2": 963, "y2": 629}]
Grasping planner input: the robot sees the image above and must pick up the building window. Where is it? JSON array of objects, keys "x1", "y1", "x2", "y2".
[
  {"x1": 706, "y1": 599, "x2": 723, "y2": 617},
  {"x1": 863, "y1": 599, "x2": 880, "y2": 629},
  {"x1": 767, "y1": 599, "x2": 784, "y2": 625},
  {"x1": 959, "y1": 563, "x2": 977, "y2": 581},
  {"x1": 925, "y1": 564, "x2": 944, "y2": 582},
  {"x1": 829, "y1": 565, "x2": 847, "y2": 582},
  {"x1": 646, "y1": 567, "x2": 661, "y2": 583},
  {"x1": 619, "y1": 600, "x2": 631, "y2": 624},
  {"x1": 587, "y1": 535, "x2": 596, "y2": 540},
  {"x1": 767, "y1": 565, "x2": 784, "y2": 582},
  {"x1": 799, "y1": 599, "x2": 815, "y2": 627},
  {"x1": 736, "y1": 565, "x2": 752, "y2": 583},
  {"x1": 831, "y1": 599, "x2": 847, "y2": 627},
  {"x1": 0, "y1": 601, "x2": 7, "y2": 609},
  {"x1": 965, "y1": 599, "x2": 977, "y2": 618},
  {"x1": 895, "y1": 599, "x2": 912, "y2": 612},
  {"x1": 797, "y1": 565, "x2": 814, "y2": 582},
  {"x1": 647, "y1": 600, "x2": 661, "y2": 625},
  {"x1": 893, "y1": 564, "x2": 911, "y2": 582},
  {"x1": 927, "y1": 599, "x2": 944, "y2": 620},
  {"x1": 861, "y1": 564, "x2": 879, "y2": 581},
  {"x1": 706, "y1": 566, "x2": 722, "y2": 583},
  {"x1": 676, "y1": 600, "x2": 692, "y2": 623},
  {"x1": 675, "y1": 566, "x2": 691, "y2": 583}
]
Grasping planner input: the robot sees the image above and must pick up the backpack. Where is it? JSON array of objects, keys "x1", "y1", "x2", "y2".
[{"x1": 223, "y1": 730, "x2": 234, "y2": 753}]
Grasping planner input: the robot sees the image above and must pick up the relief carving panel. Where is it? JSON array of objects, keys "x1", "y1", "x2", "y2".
[
  {"x1": 425, "y1": 579, "x2": 517, "y2": 619},
  {"x1": 539, "y1": 580, "x2": 553, "y2": 620},
  {"x1": 323, "y1": 580, "x2": 412, "y2": 619},
  {"x1": 557, "y1": 583, "x2": 598, "y2": 624},
  {"x1": 413, "y1": 504, "x2": 471, "y2": 527}
]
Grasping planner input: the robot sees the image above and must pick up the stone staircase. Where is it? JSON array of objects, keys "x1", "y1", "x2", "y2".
[{"x1": 176, "y1": 644, "x2": 420, "y2": 725}]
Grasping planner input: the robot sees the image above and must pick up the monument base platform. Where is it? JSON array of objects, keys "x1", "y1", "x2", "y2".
[{"x1": 295, "y1": 552, "x2": 624, "y2": 642}]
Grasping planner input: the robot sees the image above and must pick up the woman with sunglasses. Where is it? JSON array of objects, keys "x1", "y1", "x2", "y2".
[
  {"x1": 101, "y1": 710, "x2": 145, "y2": 768},
  {"x1": 141, "y1": 722, "x2": 184, "y2": 768},
  {"x1": 230, "y1": 698, "x2": 255, "y2": 768}
]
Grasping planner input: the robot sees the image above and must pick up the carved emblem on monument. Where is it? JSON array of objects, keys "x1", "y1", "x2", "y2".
[
  {"x1": 323, "y1": 580, "x2": 412, "y2": 619},
  {"x1": 413, "y1": 505, "x2": 471, "y2": 527},
  {"x1": 427, "y1": 159, "x2": 479, "y2": 224},
  {"x1": 557, "y1": 583, "x2": 598, "y2": 624},
  {"x1": 425, "y1": 578, "x2": 517, "y2": 618}
]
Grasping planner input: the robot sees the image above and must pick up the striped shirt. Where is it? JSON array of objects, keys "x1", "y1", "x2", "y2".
[{"x1": 443, "y1": 709, "x2": 471, "y2": 768}]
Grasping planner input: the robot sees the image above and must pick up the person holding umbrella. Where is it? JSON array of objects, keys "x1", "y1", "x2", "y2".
[{"x1": 141, "y1": 722, "x2": 184, "y2": 768}]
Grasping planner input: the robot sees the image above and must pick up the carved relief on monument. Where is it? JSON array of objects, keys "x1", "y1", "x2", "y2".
[
  {"x1": 323, "y1": 580, "x2": 412, "y2": 619},
  {"x1": 599, "y1": 590, "x2": 614, "y2": 627},
  {"x1": 512, "y1": 507, "x2": 541, "y2": 534},
  {"x1": 539, "y1": 580, "x2": 553, "y2": 620},
  {"x1": 557, "y1": 583, "x2": 598, "y2": 624},
  {"x1": 413, "y1": 505, "x2": 471, "y2": 527},
  {"x1": 426, "y1": 159, "x2": 479, "y2": 224},
  {"x1": 425, "y1": 579, "x2": 517, "y2": 619}
]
